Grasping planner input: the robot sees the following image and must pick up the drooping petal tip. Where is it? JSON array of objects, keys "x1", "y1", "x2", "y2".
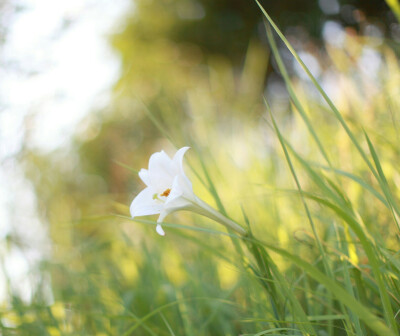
[
  {"x1": 172, "y1": 147, "x2": 190, "y2": 173},
  {"x1": 156, "y1": 224, "x2": 165, "y2": 236},
  {"x1": 157, "y1": 209, "x2": 168, "y2": 224}
]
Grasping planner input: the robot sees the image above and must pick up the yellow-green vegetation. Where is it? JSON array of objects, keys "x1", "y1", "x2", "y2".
[{"x1": 3, "y1": 1, "x2": 400, "y2": 335}]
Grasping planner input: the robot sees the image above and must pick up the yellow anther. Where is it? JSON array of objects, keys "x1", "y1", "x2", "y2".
[{"x1": 160, "y1": 188, "x2": 171, "y2": 197}]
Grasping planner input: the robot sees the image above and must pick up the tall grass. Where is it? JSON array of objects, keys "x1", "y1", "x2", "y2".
[{"x1": 2, "y1": 4, "x2": 400, "y2": 336}]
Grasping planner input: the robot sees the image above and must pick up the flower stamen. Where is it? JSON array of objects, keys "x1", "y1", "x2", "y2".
[{"x1": 160, "y1": 188, "x2": 171, "y2": 197}]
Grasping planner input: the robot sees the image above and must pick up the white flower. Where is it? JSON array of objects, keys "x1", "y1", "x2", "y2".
[
  {"x1": 130, "y1": 147, "x2": 196, "y2": 235},
  {"x1": 130, "y1": 147, "x2": 246, "y2": 236}
]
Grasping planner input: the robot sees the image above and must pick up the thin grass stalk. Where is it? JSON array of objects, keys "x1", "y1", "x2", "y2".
[
  {"x1": 255, "y1": 1, "x2": 400, "y2": 239},
  {"x1": 334, "y1": 224, "x2": 364, "y2": 336},
  {"x1": 255, "y1": 0, "x2": 377, "y2": 177},
  {"x1": 266, "y1": 107, "x2": 398, "y2": 333},
  {"x1": 266, "y1": 101, "x2": 345, "y2": 336},
  {"x1": 245, "y1": 236, "x2": 396, "y2": 336},
  {"x1": 265, "y1": 23, "x2": 332, "y2": 168}
]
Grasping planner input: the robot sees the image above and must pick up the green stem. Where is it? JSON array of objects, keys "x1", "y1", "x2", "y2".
[{"x1": 191, "y1": 197, "x2": 247, "y2": 236}]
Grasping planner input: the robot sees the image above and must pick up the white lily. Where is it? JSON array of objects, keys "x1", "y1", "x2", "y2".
[{"x1": 130, "y1": 147, "x2": 246, "y2": 236}]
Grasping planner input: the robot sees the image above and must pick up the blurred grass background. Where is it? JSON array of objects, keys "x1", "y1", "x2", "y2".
[{"x1": 1, "y1": 0, "x2": 400, "y2": 335}]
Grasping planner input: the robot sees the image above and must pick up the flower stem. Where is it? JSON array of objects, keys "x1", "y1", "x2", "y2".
[{"x1": 191, "y1": 197, "x2": 247, "y2": 236}]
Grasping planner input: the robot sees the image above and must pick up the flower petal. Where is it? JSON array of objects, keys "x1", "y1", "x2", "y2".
[
  {"x1": 156, "y1": 224, "x2": 165, "y2": 236},
  {"x1": 148, "y1": 150, "x2": 176, "y2": 190},
  {"x1": 172, "y1": 147, "x2": 190, "y2": 174},
  {"x1": 171, "y1": 147, "x2": 193, "y2": 195},
  {"x1": 166, "y1": 175, "x2": 183, "y2": 201},
  {"x1": 130, "y1": 187, "x2": 163, "y2": 218},
  {"x1": 138, "y1": 169, "x2": 151, "y2": 186},
  {"x1": 155, "y1": 177, "x2": 192, "y2": 226},
  {"x1": 164, "y1": 176, "x2": 193, "y2": 210},
  {"x1": 158, "y1": 210, "x2": 168, "y2": 223}
]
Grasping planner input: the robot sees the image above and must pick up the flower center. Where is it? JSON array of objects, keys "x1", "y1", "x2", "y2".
[{"x1": 160, "y1": 188, "x2": 171, "y2": 197}]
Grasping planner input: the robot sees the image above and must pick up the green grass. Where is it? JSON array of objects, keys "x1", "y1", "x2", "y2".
[{"x1": 3, "y1": 3, "x2": 400, "y2": 336}]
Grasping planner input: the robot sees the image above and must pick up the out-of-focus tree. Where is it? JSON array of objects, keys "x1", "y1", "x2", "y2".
[{"x1": 114, "y1": 0, "x2": 397, "y2": 65}]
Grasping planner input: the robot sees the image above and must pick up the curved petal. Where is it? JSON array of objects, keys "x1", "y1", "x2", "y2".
[
  {"x1": 165, "y1": 173, "x2": 193, "y2": 201},
  {"x1": 166, "y1": 175, "x2": 184, "y2": 202},
  {"x1": 138, "y1": 169, "x2": 151, "y2": 186},
  {"x1": 155, "y1": 176, "x2": 193, "y2": 226},
  {"x1": 172, "y1": 147, "x2": 193, "y2": 195},
  {"x1": 148, "y1": 150, "x2": 176, "y2": 190},
  {"x1": 177, "y1": 173, "x2": 193, "y2": 195},
  {"x1": 172, "y1": 147, "x2": 190, "y2": 175},
  {"x1": 157, "y1": 209, "x2": 168, "y2": 223},
  {"x1": 164, "y1": 176, "x2": 193, "y2": 210},
  {"x1": 130, "y1": 187, "x2": 164, "y2": 218},
  {"x1": 156, "y1": 224, "x2": 165, "y2": 236}
]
